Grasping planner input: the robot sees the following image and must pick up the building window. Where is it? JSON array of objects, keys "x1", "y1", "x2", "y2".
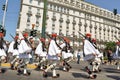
[
  {"x1": 26, "y1": 23, "x2": 30, "y2": 28},
  {"x1": 27, "y1": 17, "x2": 30, "y2": 23},
  {"x1": 66, "y1": 25, "x2": 69, "y2": 29},
  {"x1": 100, "y1": 10, "x2": 103, "y2": 15},
  {"x1": 72, "y1": 19, "x2": 76, "y2": 25},
  {"x1": 54, "y1": 5, "x2": 57, "y2": 11},
  {"x1": 66, "y1": 19, "x2": 70, "y2": 24},
  {"x1": 73, "y1": 26, "x2": 75, "y2": 30},
  {"x1": 36, "y1": 17, "x2": 40, "y2": 26},
  {"x1": 50, "y1": 4, "x2": 52, "y2": 10},
  {"x1": 95, "y1": 8, "x2": 98, "y2": 13},
  {"x1": 29, "y1": 0, "x2": 32, "y2": 3},
  {"x1": 91, "y1": 7, "x2": 94, "y2": 12},
  {"x1": 59, "y1": 29, "x2": 62, "y2": 35},
  {"x1": 38, "y1": 1, "x2": 41, "y2": 5},
  {"x1": 57, "y1": 6, "x2": 59, "y2": 12},
  {"x1": 66, "y1": 30, "x2": 69, "y2": 36},
  {"x1": 52, "y1": 28, "x2": 55, "y2": 33},
  {"x1": 67, "y1": 9, "x2": 69, "y2": 14},
  {"x1": 81, "y1": 3, "x2": 85, "y2": 9},
  {"x1": 60, "y1": 25, "x2": 62, "y2": 28},
  {"x1": 36, "y1": 9, "x2": 41, "y2": 18}
]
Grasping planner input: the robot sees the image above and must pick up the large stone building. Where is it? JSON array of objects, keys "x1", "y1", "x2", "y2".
[{"x1": 17, "y1": 0, "x2": 120, "y2": 49}]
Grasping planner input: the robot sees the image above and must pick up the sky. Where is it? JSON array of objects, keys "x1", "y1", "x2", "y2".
[{"x1": 0, "y1": 0, "x2": 120, "y2": 42}]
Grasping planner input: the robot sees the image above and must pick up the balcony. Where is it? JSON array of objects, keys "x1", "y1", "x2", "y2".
[
  {"x1": 52, "y1": 16, "x2": 56, "y2": 21},
  {"x1": 78, "y1": 22, "x2": 82, "y2": 26},
  {"x1": 36, "y1": 13, "x2": 41, "y2": 18},
  {"x1": 27, "y1": 11, "x2": 32, "y2": 16},
  {"x1": 84, "y1": 23, "x2": 87, "y2": 27},
  {"x1": 66, "y1": 19, "x2": 70, "y2": 24},
  {"x1": 59, "y1": 18, "x2": 63, "y2": 22},
  {"x1": 89, "y1": 24, "x2": 93, "y2": 28},
  {"x1": 72, "y1": 20, "x2": 76, "y2": 25}
]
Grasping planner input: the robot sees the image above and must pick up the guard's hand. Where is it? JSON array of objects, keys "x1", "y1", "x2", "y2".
[
  {"x1": 57, "y1": 53, "x2": 61, "y2": 57},
  {"x1": 93, "y1": 53, "x2": 97, "y2": 56}
]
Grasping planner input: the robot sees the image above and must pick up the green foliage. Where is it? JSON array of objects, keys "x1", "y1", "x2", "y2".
[{"x1": 104, "y1": 41, "x2": 116, "y2": 52}]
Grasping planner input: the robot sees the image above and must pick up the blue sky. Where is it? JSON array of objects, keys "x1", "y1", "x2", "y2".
[
  {"x1": 0, "y1": 0, "x2": 120, "y2": 41},
  {"x1": 0, "y1": 0, "x2": 20, "y2": 41}
]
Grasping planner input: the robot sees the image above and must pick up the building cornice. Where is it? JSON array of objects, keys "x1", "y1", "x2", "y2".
[{"x1": 48, "y1": 0, "x2": 120, "y2": 23}]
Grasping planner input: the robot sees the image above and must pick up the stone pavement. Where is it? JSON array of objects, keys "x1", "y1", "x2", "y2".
[{"x1": 0, "y1": 61, "x2": 120, "y2": 80}]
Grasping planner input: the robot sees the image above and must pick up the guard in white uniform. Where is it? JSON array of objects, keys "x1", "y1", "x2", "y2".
[
  {"x1": 0, "y1": 32, "x2": 6, "y2": 73},
  {"x1": 91, "y1": 38, "x2": 102, "y2": 73},
  {"x1": 43, "y1": 33, "x2": 61, "y2": 78},
  {"x1": 17, "y1": 32, "x2": 32, "y2": 76},
  {"x1": 113, "y1": 41, "x2": 120, "y2": 70},
  {"x1": 35, "y1": 38, "x2": 47, "y2": 70},
  {"x1": 8, "y1": 35, "x2": 19, "y2": 70},
  {"x1": 83, "y1": 33, "x2": 97, "y2": 79},
  {"x1": 60, "y1": 37, "x2": 73, "y2": 71}
]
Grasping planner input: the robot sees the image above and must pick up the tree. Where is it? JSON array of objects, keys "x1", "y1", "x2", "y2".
[{"x1": 104, "y1": 41, "x2": 116, "y2": 52}]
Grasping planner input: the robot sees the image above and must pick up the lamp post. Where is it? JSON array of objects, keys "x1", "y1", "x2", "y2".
[
  {"x1": 41, "y1": 0, "x2": 47, "y2": 38},
  {"x1": 2, "y1": 0, "x2": 8, "y2": 28}
]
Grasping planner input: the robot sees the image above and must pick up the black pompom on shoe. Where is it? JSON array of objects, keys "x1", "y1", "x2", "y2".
[
  {"x1": 52, "y1": 74, "x2": 60, "y2": 78},
  {"x1": 17, "y1": 69, "x2": 22, "y2": 75},
  {"x1": 43, "y1": 72, "x2": 48, "y2": 78},
  {"x1": 88, "y1": 74, "x2": 97, "y2": 79}
]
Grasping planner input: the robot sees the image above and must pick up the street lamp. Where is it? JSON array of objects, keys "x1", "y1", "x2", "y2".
[
  {"x1": 2, "y1": 0, "x2": 8, "y2": 28},
  {"x1": 41, "y1": 0, "x2": 47, "y2": 38}
]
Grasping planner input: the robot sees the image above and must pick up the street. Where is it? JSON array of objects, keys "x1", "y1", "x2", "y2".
[{"x1": 0, "y1": 61, "x2": 120, "y2": 80}]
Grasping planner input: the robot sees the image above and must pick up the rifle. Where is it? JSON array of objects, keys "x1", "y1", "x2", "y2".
[
  {"x1": 114, "y1": 36, "x2": 120, "y2": 42},
  {"x1": 45, "y1": 32, "x2": 52, "y2": 39},
  {"x1": 78, "y1": 31, "x2": 86, "y2": 39},
  {"x1": 78, "y1": 31, "x2": 97, "y2": 49},
  {"x1": 9, "y1": 34, "x2": 15, "y2": 40}
]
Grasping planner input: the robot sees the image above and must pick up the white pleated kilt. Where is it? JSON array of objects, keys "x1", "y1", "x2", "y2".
[
  {"x1": 35, "y1": 52, "x2": 47, "y2": 57},
  {"x1": 94, "y1": 57, "x2": 101, "y2": 63},
  {"x1": 113, "y1": 55, "x2": 120, "y2": 60},
  {"x1": 47, "y1": 54, "x2": 60, "y2": 60},
  {"x1": 12, "y1": 49, "x2": 19, "y2": 56},
  {"x1": 0, "y1": 49, "x2": 7, "y2": 57},
  {"x1": 18, "y1": 47, "x2": 32, "y2": 54},
  {"x1": 62, "y1": 51, "x2": 73, "y2": 59},
  {"x1": 84, "y1": 54, "x2": 95, "y2": 61},
  {"x1": 18, "y1": 53, "x2": 32, "y2": 59}
]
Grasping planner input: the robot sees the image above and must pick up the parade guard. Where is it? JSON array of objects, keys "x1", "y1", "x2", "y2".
[
  {"x1": 0, "y1": 32, "x2": 7, "y2": 73},
  {"x1": 43, "y1": 33, "x2": 61, "y2": 78},
  {"x1": 83, "y1": 33, "x2": 99, "y2": 79},
  {"x1": 91, "y1": 38, "x2": 102, "y2": 73},
  {"x1": 17, "y1": 32, "x2": 32, "y2": 75},
  {"x1": 8, "y1": 35, "x2": 20, "y2": 70},
  {"x1": 60, "y1": 37, "x2": 73, "y2": 72},
  {"x1": 35, "y1": 38, "x2": 47, "y2": 70},
  {"x1": 113, "y1": 41, "x2": 120, "y2": 70}
]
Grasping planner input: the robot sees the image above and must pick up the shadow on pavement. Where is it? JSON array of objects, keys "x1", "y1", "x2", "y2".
[
  {"x1": 107, "y1": 75, "x2": 120, "y2": 80},
  {"x1": 72, "y1": 72, "x2": 88, "y2": 79},
  {"x1": 1, "y1": 68, "x2": 7, "y2": 74},
  {"x1": 104, "y1": 68, "x2": 120, "y2": 73}
]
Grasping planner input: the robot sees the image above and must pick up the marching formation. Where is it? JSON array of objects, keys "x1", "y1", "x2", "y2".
[{"x1": 0, "y1": 31, "x2": 120, "y2": 79}]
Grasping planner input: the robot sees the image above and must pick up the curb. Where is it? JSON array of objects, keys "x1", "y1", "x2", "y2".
[{"x1": 1, "y1": 63, "x2": 37, "y2": 69}]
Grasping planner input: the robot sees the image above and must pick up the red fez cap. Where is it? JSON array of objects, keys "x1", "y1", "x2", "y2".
[
  {"x1": 116, "y1": 41, "x2": 120, "y2": 45},
  {"x1": 92, "y1": 38, "x2": 96, "y2": 42},
  {"x1": 86, "y1": 33, "x2": 91, "y2": 37},
  {"x1": 23, "y1": 33, "x2": 28, "y2": 37},
  {"x1": 15, "y1": 36, "x2": 19, "y2": 39},
  {"x1": 52, "y1": 33, "x2": 57, "y2": 37},
  {"x1": 0, "y1": 32, "x2": 3, "y2": 37},
  {"x1": 40, "y1": 38, "x2": 45, "y2": 42},
  {"x1": 63, "y1": 37, "x2": 70, "y2": 43}
]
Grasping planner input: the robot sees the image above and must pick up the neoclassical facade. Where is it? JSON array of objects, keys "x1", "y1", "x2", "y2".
[{"x1": 17, "y1": 0, "x2": 120, "y2": 49}]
